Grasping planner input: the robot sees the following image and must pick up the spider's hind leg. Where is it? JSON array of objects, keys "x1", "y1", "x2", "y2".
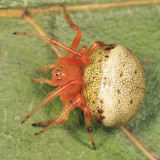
[
  {"x1": 32, "y1": 102, "x2": 70, "y2": 127},
  {"x1": 80, "y1": 103, "x2": 96, "y2": 149},
  {"x1": 34, "y1": 94, "x2": 83, "y2": 135}
]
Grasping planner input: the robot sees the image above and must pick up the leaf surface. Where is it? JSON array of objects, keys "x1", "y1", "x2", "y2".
[{"x1": 0, "y1": 1, "x2": 160, "y2": 160}]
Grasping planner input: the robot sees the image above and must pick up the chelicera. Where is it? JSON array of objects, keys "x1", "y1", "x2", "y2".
[{"x1": 14, "y1": 6, "x2": 146, "y2": 149}]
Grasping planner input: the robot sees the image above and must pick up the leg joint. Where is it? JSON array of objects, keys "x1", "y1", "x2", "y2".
[{"x1": 87, "y1": 127, "x2": 93, "y2": 133}]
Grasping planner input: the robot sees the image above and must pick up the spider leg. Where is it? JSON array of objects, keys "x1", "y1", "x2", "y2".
[
  {"x1": 21, "y1": 78, "x2": 83, "y2": 124},
  {"x1": 37, "y1": 64, "x2": 56, "y2": 73},
  {"x1": 79, "y1": 46, "x2": 87, "y2": 54},
  {"x1": 86, "y1": 41, "x2": 104, "y2": 57},
  {"x1": 32, "y1": 78, "x2": 56, "y2": 86},
  {"x1": 14, "y1": 32, "x2": 90, "y2": 64},
  {"x1": 57, "y1": 45, "x2": 87, "y2": 66},
  {"x1": 79, "y1": 103, "x2": 96, "y2": 149},
  {"x1": 32, "y1": 102, "x2": 70, "y2": 126},
  {"x1": 62, "y1": 6, "x2": 82, "y2": 57},
  {"x1": 57, "y1": 57, "x2": 86, "y2": 66},
  {"x1": 35, "y1": 93, "x2": 83, "y2": 135},
  {"x1": 32, "y1": 119, "x2": 55, "y2": 126}
]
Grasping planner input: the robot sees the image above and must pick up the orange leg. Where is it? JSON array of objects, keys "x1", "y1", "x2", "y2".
[
  {"x1": 37, "y1": 64, "x2": 56, "y2": 73},
  {"x1": 60, "y1": 93, "x2": 79, "y2": 102},
  {"x1": 14, "y1": 32, "x2": 90, "y2": 64},
  {"x1": 62, "y1": 6, "x2": 82, "y2": 57},
  {"x1": 35, "y1": 93, "x2": 83, "y2": 135},
  {"x1": 32, "y1": 119, "x2": 55, "y2": 127},
  {"x1": 32, "y1": 78, "x2": 56, "y2": 86},
  {"x1": 57, "y1": 46, "x2": 87, "y2": 66},
  {"x1": 57, "y1": 57, "x2": 86, "y2": 66},
  {"x1": 79, "y1": 46, "x2": 87, "y2": 54},
  {"x1": 32, "y1": 101, "x2": 70, "y2": 126},
  {"x1": 86, "y1": 41, "x2": 104, "y2": 57},
  {"x1": 21, "y1": 78, "x2": 83, "y2": 124},
  {"x1": 80, "y1": 103, "x2": 96, "y2": 149}
]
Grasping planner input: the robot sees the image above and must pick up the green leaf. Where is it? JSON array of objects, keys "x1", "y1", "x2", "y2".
[
  {"x1": 0, "y1": 1, "x2": 160, "y2": 160},
  {"x1": 0, "y1": 0, "x2": 131, "y2": 9}
]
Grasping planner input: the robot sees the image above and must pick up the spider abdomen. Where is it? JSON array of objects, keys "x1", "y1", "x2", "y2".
[{"x1": 82, "y1": 45, "x2": 146, "y2": 127}]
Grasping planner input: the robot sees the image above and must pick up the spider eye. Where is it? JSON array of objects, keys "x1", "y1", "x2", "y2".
[{"x1": 56, "y1": 72, "x2": 61, "y2": 76}]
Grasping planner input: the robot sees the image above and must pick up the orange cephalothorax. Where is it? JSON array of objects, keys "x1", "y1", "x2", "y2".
[
  {"x1": 51, "y1": 63, "x2": 83, "y2": 101},
  {"x1": 51, "y1": 63, "x2": 82, "y2": 86}
]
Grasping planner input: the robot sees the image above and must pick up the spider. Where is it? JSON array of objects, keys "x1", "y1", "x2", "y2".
[{"x1": 14, "y1": 6, "x2": 146, "y2": 149}]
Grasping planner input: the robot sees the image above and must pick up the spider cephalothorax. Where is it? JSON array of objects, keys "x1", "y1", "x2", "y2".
[{"x1": 51, "y1": 64, "x2": 82, "y2": 86}]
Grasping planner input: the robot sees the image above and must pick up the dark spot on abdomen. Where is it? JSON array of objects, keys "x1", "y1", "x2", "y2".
[
  {"x1": 118, "y1": 89, "x2": 121, "y2": 94},
  {"x1": 105, "y1": 55, "x2": 109, "y2": 58},
  {"x1": 95, "y1": 115, "x2": 105, "y2": 124},
  {"x1": 105, "y1": 44, "x2": 115, "y2": 51},
  {"x1": 98, "y1": 108, "x2": 104, "y2": 113},
  {"x1": 120, "y1": 72, "x2": 123, "y2": 77}
]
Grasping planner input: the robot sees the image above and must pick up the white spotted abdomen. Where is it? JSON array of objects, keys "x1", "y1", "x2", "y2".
[{"x1": 82, "y1": 45, "x2": 146, "y2": 127}]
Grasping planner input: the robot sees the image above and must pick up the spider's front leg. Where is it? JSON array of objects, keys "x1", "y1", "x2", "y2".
[
  {"x1": 32, "y1": 64, "x2": 57, "y2": 86},
  {"x1": 21, "y1": 78, "x2": 83, "y2": 124},
  {"x1": 86, "y1": 41, "x2": 104, "y2": 57},
  {"x1": 62, "y1": 5, "x2": 82, "y2": 56},
  {"x1": 37, "y1": 64, "x2": 56, "y2": 73}
]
